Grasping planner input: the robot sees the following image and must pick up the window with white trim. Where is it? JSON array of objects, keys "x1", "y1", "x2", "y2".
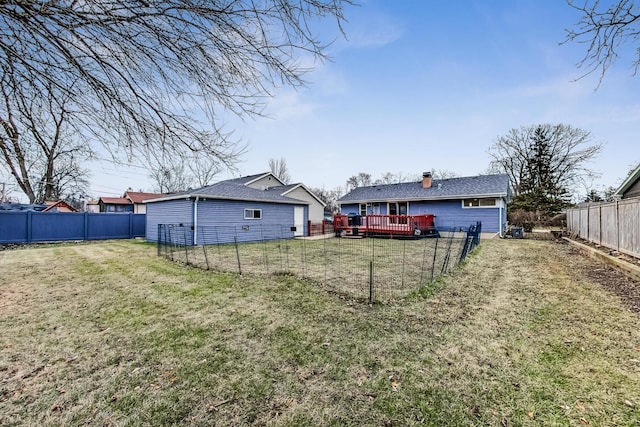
[
  {"x1": 388, "y1": 201, "x2": 408, "y2": 223},
  {"x1": 244, "y1": 208, "x2": 262, "y2": 219},
  {"x1": 462, "y1": 198, "x2": 497, "y2": 208}
]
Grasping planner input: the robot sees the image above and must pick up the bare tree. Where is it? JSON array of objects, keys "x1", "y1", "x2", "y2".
[
  {"x1": 309, "y1": 186, "x2": 344, "y2": 213},
  {"x1": 431, "y1": 169, "x2": 459, "y2": 180},
  {"x1": 149, "y1": 163, "x2": 193, "y2": 194},
  {"x1": 346, "y1": 173, "x2": 372, "y2": 191},
  {"x1": 0, "y1": 0, "x2": 351, "y2": 199},
  {"x1": 268, "y1": 157, "x2": 291, "y2": 184},
  {"x1": 150, "y1": 154, "x2": 224, "y2": 192},
  {"x1": 373, "y1": 172, "x2": 421, "y2": 185},
  {"x1": 189, "y1": 156, "x2": 224, "y2": 188},
  {"x1": 374, "y1": 172, "x2": 401, "y2": 185},
  {"x1": 565, "y1": 0, "x2": 640, "y2": 85},
  {"x1": 488, "y1": 124, "x2": 602, "y2": 198},
  {"x1": 0, "y1": 80, "x2": 91, "y2": 203}
]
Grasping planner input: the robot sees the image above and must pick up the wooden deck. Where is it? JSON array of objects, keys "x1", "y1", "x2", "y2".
[{"x1": 334, "y1": 214, "x2": 439, "y2": 237}]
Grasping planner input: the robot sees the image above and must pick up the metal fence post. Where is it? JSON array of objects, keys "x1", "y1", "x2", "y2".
[
  {"x1": 369, "y1": 260, "x2": 374, "y2": 304},
  {"x1": 430, "y1": 237, "x2": 439, "y2": 282},
  {"x1": 441, "y1": 232, "x2": 454, "y2": 275},
  {"x1": 183, "y1": 226, "x2": 189, "y2": 265},
  {"x1": 201, "y1": 226, "x2": 210, "y2": 270},
  {"x1": 234, "y1": 236, "x2": 242, "y2": 274}
]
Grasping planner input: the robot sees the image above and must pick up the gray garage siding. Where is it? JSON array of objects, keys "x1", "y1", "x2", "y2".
[
  {"x1": 146, "y1": 198, "x2": 308, "y2": 244},
  {"x1": 146, "y1": 199, "x2": 193, "y2": 242}
]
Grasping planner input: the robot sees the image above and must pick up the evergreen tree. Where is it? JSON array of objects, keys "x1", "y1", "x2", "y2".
[
  {"x1": 509, "y1": 126, "x2": 572, "y2": 215},
  {"x1": 584, "y1": 189, "x2": 603, "y2": 203}
]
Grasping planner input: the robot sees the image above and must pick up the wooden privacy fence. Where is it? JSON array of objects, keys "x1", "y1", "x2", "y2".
[{"x1": 566, "y1": 198, "x2": 640, "y2": 259}]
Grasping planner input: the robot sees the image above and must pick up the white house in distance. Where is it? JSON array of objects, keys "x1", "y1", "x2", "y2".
[{"x1": 144, "y1": 172, "x2": 326, "y2": 243}]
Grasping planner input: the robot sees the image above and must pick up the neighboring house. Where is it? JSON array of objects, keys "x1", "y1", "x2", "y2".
[
  {"x1": 0, "y1": 203, "x2": 48, "y2": 212},
  {"x1": 145, "y1": 172, "x2": 326, "y2": 243},
  {"x1": 98, "y1": 190, "x2": 165, "y2": 213},
  {"x1": 615, "y1": 164, "x2": 640, "y2": 199},
  {"x1": 85, "y1": 200, "x2": 100, "y2": 213},
  {"x1": 337, "y1": 172, "x2": 511, "y2": 234},
  {"x1": 43, "y1": 200, "x2": 78, "y2": 212},
  {"x1": 98, "y1": 197, "x2": 133, "y2": 213},
  {"x1": 124, "y1": 191, "x2": 166, "y2": 213},
  {"x1": 0, "y1": 201, "x2": 78, "y2": 212}
]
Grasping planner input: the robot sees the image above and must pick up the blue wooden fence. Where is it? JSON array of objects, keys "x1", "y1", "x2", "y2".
[{"x1": 0, "y1": 212, "x2": 146, "y2": 244}]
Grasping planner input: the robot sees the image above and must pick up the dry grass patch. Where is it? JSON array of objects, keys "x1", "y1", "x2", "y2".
[{"x1": 1, "y1": 239, "x2": 639, "y2": 426}]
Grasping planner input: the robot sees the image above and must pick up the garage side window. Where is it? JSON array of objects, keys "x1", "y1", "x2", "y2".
[
  {"x1": 244, "y1": 208, "x2": 262, "y2": 219},
  {"x1": 462, "y1": 198, "x2": 496, "y2": 208}
]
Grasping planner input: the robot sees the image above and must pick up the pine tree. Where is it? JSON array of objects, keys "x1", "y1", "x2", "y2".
[{"x1": 510, "y1": 126, "x2": 571, "y2": 215}]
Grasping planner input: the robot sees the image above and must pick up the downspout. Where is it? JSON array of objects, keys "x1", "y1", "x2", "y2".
[
  {"x1": 193, "y1": 196, "x2": 199, "y2": 245},
  {"x1": 499, "y1": 198, "x2": 504, "y2": 238}
]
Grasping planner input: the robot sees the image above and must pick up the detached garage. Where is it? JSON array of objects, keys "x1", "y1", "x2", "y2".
[{"x1": 145, "y1": 172, "x2": 325, "y2": 244}]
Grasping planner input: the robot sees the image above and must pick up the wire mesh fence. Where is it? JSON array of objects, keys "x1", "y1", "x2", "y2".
[{"x1": 157, "y1": 222, "x2": 482, "y2": 303}]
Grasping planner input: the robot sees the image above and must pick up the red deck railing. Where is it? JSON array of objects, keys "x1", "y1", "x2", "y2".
[{"x1": 333, "y1": 214, "x2": 436, "y2": 236}]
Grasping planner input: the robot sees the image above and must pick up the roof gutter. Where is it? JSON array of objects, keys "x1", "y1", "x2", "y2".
[{"x1": 145, "y1": 193, "x2": 307, "y2": 205}]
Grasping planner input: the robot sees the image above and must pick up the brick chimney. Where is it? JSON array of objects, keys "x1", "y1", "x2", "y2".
[{"x1": 422, "y1": 171, "x2": 432, "y2": 188}]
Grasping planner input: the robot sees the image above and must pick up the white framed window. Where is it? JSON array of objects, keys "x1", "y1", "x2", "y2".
[
  {"x1": 244, "y1": 208, "x2": 262, "y2": 219},
  {"x1": 359, "y1": 203, "x2": 367, "y2": 216},
  {"x1": 462, "y1": 198, "x2": 497, "y2": 208}
]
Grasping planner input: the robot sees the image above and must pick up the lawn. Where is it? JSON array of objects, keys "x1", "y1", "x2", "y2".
[
  {"x1": 163, "y1": 235, "x2": 470, "y2": 302},
  {"x1": 1, "y1": 238, "x2": 639, "y2": 426}
]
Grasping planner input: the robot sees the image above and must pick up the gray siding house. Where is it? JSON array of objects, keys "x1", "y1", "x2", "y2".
[
  {"x1": 615, "y1": 164, "x2": 640, "y2": 199},
  {"x1": 145, "y1": 172, "x2": 325, "y2": 243},
  {"x1": 338, "y1": 172, "x2": 511, "y2": 235}
]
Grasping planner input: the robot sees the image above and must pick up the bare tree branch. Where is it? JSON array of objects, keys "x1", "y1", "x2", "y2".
[
  {"x1": 0, "y1": 78, "x2": 91, "y2": 203},
  {"x1": 0, "y1": 0, "x2": 352, "y2": 200},
  {"x1": 564, "y1": 0, "x2": 640, "y2": 86}
]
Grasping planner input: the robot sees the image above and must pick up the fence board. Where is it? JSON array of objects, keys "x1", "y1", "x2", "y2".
[
  {"x1": 588, "y1": 205, "x2": 601, "y2": 244},
  {"x1": 567, "y1": 198, "x2": 640, "y2": 259},
  {"x1": 599, "y1": 202, "x2": 618, "y2": 251},
  {"x1": 579, "y1": 207, "x2": 589, "y2": 237}
]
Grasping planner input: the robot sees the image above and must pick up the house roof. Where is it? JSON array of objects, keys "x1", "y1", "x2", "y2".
[
  {"x1": 124, "y1": 191, "x2": 166, "y2": 204},
  {"x1": 614, "y1": 163, "x2": 640, "y2": 198},
  {"x1": 266, "y1": 183, "x2": 326, "y2": 207},
  {"x1": 100, "y1": 197, "x2": 131, "y2": 205},
  {"x1": 146, "y1": 177, "x2": 308, "y2": 205},
  {"x1": 43, "y1": 200, "x2": 78, "y2": 212},
  {"x1": 338, "y1": 174, "x2": 510, "y2": 204},
  {"x1": 223, "y1": 172, "x2": 285, "y2": 186}
]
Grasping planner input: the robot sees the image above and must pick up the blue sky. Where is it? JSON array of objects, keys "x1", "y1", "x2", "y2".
[{"x1": 84, "y1": 0, "x2": 640, "y2": 199}]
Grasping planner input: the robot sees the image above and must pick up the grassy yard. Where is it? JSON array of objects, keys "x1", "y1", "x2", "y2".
[
  {"x1": 165, "y1": 236, "x2": 468, "y2": 302},
  {"x1": 1, "y1": 238, "x2": 639, "y2": 426}
]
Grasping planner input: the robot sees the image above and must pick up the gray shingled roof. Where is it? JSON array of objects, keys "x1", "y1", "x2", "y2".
[
  {"x1": 146, "y1": 175, "x2": 306, "y2": 205},
  {"x1": 338, "y1": 174, "x2": 510, "y2": 203},
  {"x1": 223, "y1": 172, "x2": 273, "y2": 185}
]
